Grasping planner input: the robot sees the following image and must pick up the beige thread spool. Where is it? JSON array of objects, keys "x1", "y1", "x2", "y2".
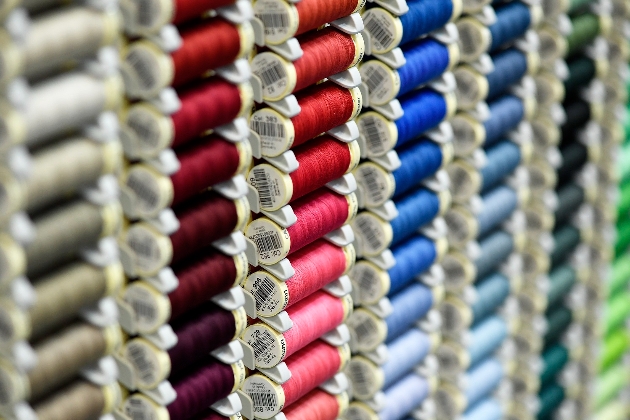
[
  {"x1": 32, "y1": 380, "x2": 120, "y2": 420},
  {"x1": 25, "y1": 199, "x2": 121, "y2": 278}
]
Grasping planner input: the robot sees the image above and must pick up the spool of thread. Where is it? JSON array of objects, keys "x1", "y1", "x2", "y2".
[
  {"x1": 617, "y1": 182, "x2": 630, "y2": 220},
  {"x1": 395, "y1": 88, "x2": 455, "y2": 148},
  {"x1": 249, "y1": 82, "x2": 361, "y2": 158},
  {"x1": 546, "y1": 265, "x2": 576, "y2": 310},
  {"x1": 360, "y1": 37, "x2": 457, "y2": 106},
  {"x1": 167, "y1": 358, "x2": 243, "y2": 420},
  {"x1": 465, "y1": 358, "x2": 504, "y2": 410},
  {"x1": 386, "y1": 283, "x2": 434, "y2": 343},
  {"x1": 249, "y1": 135, "x2": 359, "y2": 211},
  {"x1": 378, "y1": 373, "x2": 429, "y2": 420},
  {"x1": 467, "y1": 316, "x2": 507, "y2": 367},
  {"x1": 242, "y1": 340, "x2": 347, "y2": 419},
  {"x1": 595, "y1": 364, "x2": 630, "y2": 410},
  {"x1": 540, "y1": 345, "x2": 569, "y2": 388},
  {"x1": 486, "y1": 48, "x2": 533, "y2": 101},
  {"x1": 246, "y1": 189, "x2": 356, "y2": 266},
  {"x1": 475, "y1": 231, "x2": 515, "y2": 280},
  {"x1": 599, "y1": 331, "x2": 630, "y2": 373},
  {"x1": 393, "y1": 140, "x2": 448, "y2": 198},
  {"x1": 25, "y1": 200, "x2": 120, "y2": 278},
  {"x1": 253, "y1": 0, "x2": 363, "y2": 45},
  {"x1": 451, "y1": 112, "x2": 486, "y2": 157},
  {"x1": 283, "y1": 389, "x2": 347, "y2": 420},
  {"x1": 550, "y1": 225, "x2": 580, "y2": 268},
  {"x1": 242, "y1": 290, "x2": 351, "y2": 368},
  {"x1": 477, "y1": 186, "x2": 518, "y2": 238},
  {"x1": 124, "y1": 78, "x2": 252, "y2": 157},
  {"x1": 481, "y1": 141, "x2": 521, "y2": 193},
  {"x1": 560, "y1": 100, "x2": 590, "y2": 147},
  {"x1": 21, "y1": 7, "x2": 120, "y2": 80},
  {"x1": 362, "y1": 0, "x2": 460, "y2": 54},
  {"x1": 32, "y1": 380, "x2": 119, "y2": 420},
  {"x1": 556, "y1": 142, "x2": 587, "y2": 187},
  {"x1": 253, "y1": 27, "x2": 364, "y2": 101},
  {"x1": 568, "y1": 0, "x2": 592, "y2": 14},
  {"x1": 24, "y1": 137, "x2": 121, "y2": 215},
  {"x1": 462, "y1": 398, "x2": 502, "y2": 420},
  {"x1": 244, "y1": 240, "x2": 353, "y2": 317},
  {"x1": 123, "y1": 18, "x2": 254, "y2": 98},
  {"x1": 471, "y1": 272, "x2": 510, "y2": 324},
  {"x1": 544, "y1": 306, "x2": 572, "y2": 348},
  {"x1": 604, "y1": 292, "x2": 630, "y2": 337},
  {"x1": 388, "y1": 235, "x2": 443, "y2": 296},
  {"x1": 616, "y1": 219, "x2": 630, "y2": 258},
  {"x1": 594, "y1": 400, "x2": 629, "y2": 420},
  {"x1": 123, "y1": 136, "x2": 250, "y2": 218},
  {"x1": 566, "y1": 13, "x2": 600, "y2": 58},
  {"x1": 483, "y1": 95, "x2": 526, "y2": 148},
  {"x1": 554, "y1": 184, "x2": 584, "y2": 228},
  {"x1": 537, "y1": 382, "x2": 565, "y2": 420},
  {"x1": 609, "y1": 254, "x2": 630, "y2": 298},
  {"x1": 564, "y1": 57, "x2": 596, "y2": 99}
]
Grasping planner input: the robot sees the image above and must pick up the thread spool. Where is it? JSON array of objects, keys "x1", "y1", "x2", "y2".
[
  {"x1": 486, "y1": 48, "x2": 537, "y2": 101},
  {"x1": 475, "y1": 230, "x2": 515, "y2": 280},
  {"x1": 378, "y1": 373, "x2": 430, "y2": 420},
  {"x1": 593, "y1": 400, "x2": 628, "y2": 420},
  {"x1": 447, "y1": 159, "x2": 481, "y2": 203},
  {"x1": 249, "y1": 135, "x2": 359, "y2": 211},
  {"x1": 123, "y1": 18, "x2": 254, "y2": 98},
  {"x1": 471, "y1": 273, "x2": 510, "y2": 323},
  {"x1": 484, "y1": 95, "x2": 526, "y2": 148},
  {"x1": 595, "y1": 364, "x2": 630, "y2": 410},
  {"x1": 386, "y1": 283, "x2": 436, "y2": 343},
  {"x1": 243, "y1": 290, "x2": 352, "y2": 368},
  {"x1": 242, "y1": 340, "x2": 348, "y2": 419},
  {"x1": 123, "y1": 136, "x2": 250, "y2": 219},
  {"x1": 123, "y1": 303, "x2": 246, "y2": 389},
  {"x1": 599, "y1": 331, "x2": 630, "y2": 373},
  {"x1": 554, "y1": 184, "x2": 584, "y2": 228},
  {"x1": 604, "y1": 292, "x2": 630, "y2": 336},
  {"x1": 123, "y1": 78, "x2": 252, "y2": 158},
  {"x1": 467, "y1": 316, "x2": 508, "y2": 367},
  {"x1": 361, "y1": 0, "x2": 461, "y2": 54},
  {"x1": 24, "y1": 200, "x2": 120, "y2": 278},
  {"x1": 253, "y1": 0, "x2": 363, "y2": 45},
  {"x1": 244, "y1": 240, "x2": 354, "y2": 317},
  {"x1": 544, "y1": 306, "x2": 572, "y2": 348},
  {"x1": 451, "y1": 113, "x2": 486, "y2": 157},
  {"x1": 534, "y1": 70, "x2": 565, "y2": 109},
  {"x1": 22, "y1": 137, "x2": 121, "y2": 215},
  {"x1": 284, "y1": 390, "x2": 348, "y2": 420},
  {"x1": 395, "y1": 88, "x2": 456, "y2": 149},
  {"x1": 564, "y1": 57, "x2": 596, "y2": 99},
  {"x1": 540, "y1": 345, "x2": 569, "y2": 388},
  {"x1": 546, "y1": 265, "x2": 576, "y2": 310},
  {"x1": 441, "y1": 251, "x2": 477, "y2": 293},
  {"x1": 566, "y1": 13, "x2": 601, "y2": 58},
  {"x1": 17, "y1": 72, "x2": 123, "y2": 149},
  {"x1": 481, "y1": 141, "x2": 522, "y2": 194},
  {"x1": 550, "y1": 225, "x2": 580, "y2": 268},
  {"x1": 537, "y1": 382, "x2": 565, "y2": 420},
  {"x1": 360, "y1": 37, "x2": 458, "y2": 106},
  {"x1": 609, "y1": 254, "x2": 630, "y2": 298},
  {"x1": 21, "y1": 7, "x2": 120, "y2": 81},
  {"x1": 124, "y1": 192, "x2": 249, "y2": 276},
  {"x1": 167, "y1": 358, "x2": 245, "y2": 420},
  {"x1": 32, "y1": 380, "x2": 119, "y2": 420},
  {"x1": 462, "y1": 398, "x2": 502, "y2": 420},
  {"x1": 253, "y1": 28, "x2": 364, "y2": 101},
  {"x1": 250, "y1": 82, "x2": 361, "y2": 158},
  {"x1": 246, "y1": 189, "x2": 357, "y2": 266}
]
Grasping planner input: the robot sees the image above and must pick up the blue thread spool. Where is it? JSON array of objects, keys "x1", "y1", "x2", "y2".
[
  {"x1": 481, "y1": 141, "x2": 521, "y2": 193},
  {"x1": 475, "y1": 230, "x2": 514, "y2": 280},
  {"x1": 391, "y1": 188, "x2": 441, "y2": 246},
  {"x1": 386, "y1": 283, "x2": 433, "y2": 343},
  {"x1": 465, "y1": 357, "x2": 504, "y2": 408},
  {"x1": 486, "y1": 48, "x2": 529, "y2": 101},
  {"x1": 468, "y1": 316, "x2": 508, "y2": 367},
  {"x1": 484, "y1": 95, "x2": 525, "y2": 148},
  {"x1": 380, "y1": 373, "x2": 430, "y2": 420},
  {"x1": 462, "y1": 398, "x2": 502, "y2": 420},
  {"x1": 477, "y1": 186, "x2": 518, "y2": 238},
  {"x1": 396, "y1": 89, "x2": 449, "y2": 147},
  {"x1": 471, "y1": 272, "x2": 511, "y2": 324},
  {"x1": 382, "y1": 328, "x2": 432, "y2": 389},
  {"x1": 389, "y1": 235, "x2": 438, "y2": 295},
  {"x1": 393, "y1": 140, "x2": 444, "y2": 199},
  {"x1": 489, "y1": 1, "x2": 531, "y2": 52},
  {"x1": 398, "y1": 39, "x2": 453, "y2": 96},
  {"x1": 399, "y1": 0, "x2": 455, "y2": 46}
]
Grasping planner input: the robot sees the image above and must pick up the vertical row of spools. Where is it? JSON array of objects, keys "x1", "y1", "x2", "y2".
[
  {"x1": 113, "y1": 0, "x2": 257, "y2": 418},
  {"x1": 0, "y1": 0, "x2": 126, "y2": 419}
]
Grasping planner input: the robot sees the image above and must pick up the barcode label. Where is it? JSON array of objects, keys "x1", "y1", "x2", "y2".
[
  {"x1": 244, "y1": 325, "x2": 285, "y2": 366},
  {"x1": 132, "y1": 300, "x2": 156, "y2": 325},
  {"x1": 256, "y1": 62, "x2": 286, "y2": 88},
  {"x1": 253, "y1": 231, "x2": 282, "y2": 254},
  {"x1": 363, "y1": 65, "x2": 388, "y2": 99},
  {"x1": 251, "y1": 328, "x2": 275, "y2": 359},
  {"x1": 348, "y1": 362, "x2": 372, "y2": 397},
  {"x1": 127, "y1": 343, "x2": 156, "y2": 385},
  {"x1": 126, "y1": 227, "x2": 160, "y2": 272},
  {"x1": 125, "y1": 286, "x2": 159, "y2": 331},
  {"x1": 127, "y1": 110, "x2": 160, "y2": 148},
  {"x1": 252, "y1": 275, "x2": 275, "y2": 311},
  {"x1": 353, "y1": 264, "x2": 379, "y2": 303},
  {"x1": 251, "y1": 120, "x2": 285, "y2": 139},
  {"x1": 135, "y1": 0, "x2": 158, "y2": 27},
  {"x1": 126, "y1": 170, "x2": 159, "y2": 213},
  {"x1": 125, "y1": 397, "x2": 154, "y2": 420},
  {"x1": 250, "y1": 392, "x2": 278, "y2": 412},
  {"x1": 364, "y1": 14, "x2": 394, "y2": 51},
  {"x1": 348, "y1": 310, "x2": 383, "y2": 350},
  {"x1": 127, "y1": 49, "x2": 158, "y2": 90},
  {"x1": 252, "y1": 168, "x2": 273, "y2": 209},
  {"x1": 257, "y1": 13, "x2": 290, "y2": 30},
  {"x1": 358, "y1": 166, "x2": 385, "y2": 204},
  {"x1": 360, "y1": 116, "x2": 387, "y2": 156},
  {"x1": 355, "y1": 216, "x2": 384, "y2": 252},
  {"x1": 458, "y1": 24, "x2": 477, "y2": 57}
]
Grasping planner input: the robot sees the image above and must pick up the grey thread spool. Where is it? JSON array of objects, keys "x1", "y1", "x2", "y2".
[
  {"x1": 21, "y1": 7, "x2": 120, "y2": 80},
  {"x1": 25, "y1": 199, "x2": 120, "y2": 278},
  {"x1": 28, "y1": 261, "x2": 124, "y2": 340},
  {"x1": 4, "y1": 72, "x2": 123, "y2": 149},
  {"x1": 24, "y1": 137, "x2": 122, "y2": 214},
  {"x1": 32, "y1": 380, "x2": 118, "y2": 420}
]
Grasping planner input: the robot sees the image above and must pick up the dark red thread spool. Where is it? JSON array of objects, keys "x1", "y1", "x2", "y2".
[
  {"x1": 284, "y1": 389, "x2": 343, "y2": 420},
  {"x1": 295, "y1": 0, "x2": 362, "y2": 36},
  {"x1": 189, "y1": 409, "x2": 230, "y2": 420},
  {"x1": 173, "y1": 0, "x2": 236, "y2": 25},
  {"x1": 167, "y1": 358, "x2": 241, "y2": 420},
  {"x1": 169, "y1": 251, "x2": 246, "y2": 321},
  {"x1": 242, "y1": 290, "x2": 351, "y2": 368},
  {"x1": 249, "y1": 135, "x2": 358, "y2": 211},
  {"x1": 244, "y1": 240, "x2": 352, "y2": 316}
]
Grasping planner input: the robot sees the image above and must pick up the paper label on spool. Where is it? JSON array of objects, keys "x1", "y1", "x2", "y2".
[
  {"x1": 357, "y1": 112, "x2": 398, "y2": 157},
  {"x1": 352, "y1": 212, "x2": 392, "y2": 257},
  {"x1": 123, "y1": 282, "x2": 170, "y2": 334},
  {"x1": 250, "y1": 108, "x2": 295, "y2": 157},
  {"x1": 345, "y1": 357, "x2": 383, "y2": 399},
  {"x1": 124, "y1": 339, "x2": 168, "y2": 389},
  {"x1": 353, "y1": 162, "x2": 395, "y2": 208},
  {"x1": 350, "y1": 261, "x2": 389, "y2": 305},
  {"x1": 242, "y1": 323, "x2": 287, "y2": 368},
  {"x1": 342, "y1": 243, "x2": 357, "y2": 273},
  {"x1": 360, "y1": 61, "x2": 400, "y2": 106},
  {"x1": 347, "y1": 308, "x2": 387, "y2": 353},
  {"x1": 125, "y1": 104, "x2": 174, "y2": 157},
  {"x1": 245, "y1": 218, "x2": 291, "y2": 265},
  {"x1": 125, "y1": 165, "x2": 173, "y2": 218},
  {"x1": 123, "y1": 41, "x2": 173, "y2": 98},
  {"x1": 243, "y1": 374, "x2": 286, "y2": 418},
  {"x1": 344, "y1": 402, "x2": 379, "y2": 420},
  {"x1": 248, "y1": 164, "x2": 293, "y2": 212},
  {"x1": 456, "y1": 18, "x2": 490, "y2": 62},
  {"x1": 244, "y1": 271, "x2": 289, "y2": 317},
  {"x1": 361, "y1": 8, "x2": 401, "y2": 54},
  {"x1": 253, "y1": 0, "x2": 298, "y2": 45},
  {"x1": 233, "y1": 252, "x2": 249, "y2": 286},
  {"x1": 124, "y1": 393, "x2": 168, "y2": 420},
  {"x1": 125, "y1": 223, "x2": 172, "y2": 277},
  {"x1": 251, "y1": 52, "x2": 296, "y2": 101},
  {"x1": 231, "y1": 359, "x2": 247, "y2": 391}
]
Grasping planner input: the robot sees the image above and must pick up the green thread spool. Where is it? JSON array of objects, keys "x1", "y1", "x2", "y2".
[
  {"x1": 615, "y1": 218, "x2": 630, "y2": 258},
  {"x1": 595, "y1": 363, "x2": 630, "y2": 410},
  {"x1": 540, "y1": 345, "x2": 570, "y2": 388},
  {"x1": 564, "y1": 57, "x2": 596, "y2": 94},
  {"x1": 616, "y1": 143, "x2": 630, "y2": 182},
  {"x1": 544, "y1": 306, "x2": 573, "y2": 348},
  {"x1": 604, "y1": 292, "x2": 630, "y2": 336},
  {"x1": 616, "y1": 181, "x2": 630, "y2": 221},
  {"x1": 566, "y1": 14, "x2": 600, "y2": 58},
  {"x1": 546, "y1": 265, "x2": 576, "y2": 310},
  {"x1": 599, "y1": 330, "x2": 630, "y2": 373},
  {"x1": 551, "y1": 225, "x2": 581, "y2": 268},
  {"x1": 568, "y1": 0, "x2": 593, "y2": 15},
  {"x1": 537, "y1": 382, "x2": 565, "y2": 420},
  {"x1": 594, "y1": 400, "x2": 629, "y2": 420},
  {"x1": 609, "y1": 254, "x2": 630, "y2": 298}
]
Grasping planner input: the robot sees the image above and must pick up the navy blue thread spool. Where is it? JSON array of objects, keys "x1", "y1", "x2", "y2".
[
  {"x1": 361, "y1": 37, "x2": 458, "y2": 106},
  {"x1": 385, "y1": 282, "x2": 434, "y2": 343},
  {"x1": 361, "y1": 0, "x2": 461, "y2": 54}
]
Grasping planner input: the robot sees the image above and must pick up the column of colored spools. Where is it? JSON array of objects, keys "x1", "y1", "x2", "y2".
[
  {"x1": 0, "y1": 1, "x2": 127, "y2": 419},
  {"x1": 114, "y1": 1, "x2": 257, "y2": 419},
  {"x1": 338, "y1": 1, "x2": 463, "y2": 419},
  {"x1": 240, "y1": 0, "x2": 367, "y2": 418}
]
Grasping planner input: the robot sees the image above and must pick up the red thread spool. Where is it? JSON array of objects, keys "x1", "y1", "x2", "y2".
[
  {"x1": 253, "y1": 28, "x2": 363, "y2": 101},
  {"x1": 284, "y1": 389, "x2": 344, "y2": 420},
  {"x1": 246, "y1": 189, "x2": 357, "y2": 265},
  {"x1": 167, "y1": 358, "x2": 244, "y2": 420},
  {"x1": 173, "y1": 0, "x2": 235, "y2": 25},
  {"x1": 242, "y1": 341, "x2": 347, "y2": 419},
  {"x1": 250, "y1": 82, "x2": 361, "y2": 157},
  {"x1": 242, "y1": 290, "x2": 351, "y2": 368},
  {"x1": 295, "y1": 0, "x2": 361, "y2": 35},
  {"x1": 249, "y1": 135, "x2": 359, "y2": 211},
  {"x1": 244, "y1": 240, "x2": 353, "y2": 316}
]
